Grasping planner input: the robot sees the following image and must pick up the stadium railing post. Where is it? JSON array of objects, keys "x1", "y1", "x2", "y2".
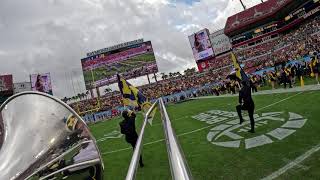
[
  {"x1": 125, "y1": 100, "x2": 159, "y2": 180},
  {"x1": 159, "y1": 98, "x2": 193, "y2": 180}
]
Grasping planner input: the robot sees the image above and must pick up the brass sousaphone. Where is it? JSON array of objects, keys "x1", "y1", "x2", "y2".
[{"x1": 0, "y1": 92, "x2": 104, "y2": 179}]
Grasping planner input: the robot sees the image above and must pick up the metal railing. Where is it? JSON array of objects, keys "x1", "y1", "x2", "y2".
[
  {"x1": 125, "y1": 98, "x2": 193, "y2": 180},
  {"x1": 159, "y1": 98, "x2": 193, "y2": 180},
  {"x1": 125, "y1": 100, "x2": 159, "y2": 180}
]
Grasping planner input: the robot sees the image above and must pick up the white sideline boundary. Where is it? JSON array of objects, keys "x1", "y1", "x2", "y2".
[
  {"x1": 192, "y1": 84, "x2": 320, "y2": 100},
  {"x1": 101, "y1": 88, "x2": 309, "y2": 155},
  {"x1": 261, "y1": 143, "x2": 320, "y2": 180}
]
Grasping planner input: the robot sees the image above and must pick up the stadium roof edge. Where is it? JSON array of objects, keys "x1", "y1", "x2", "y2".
[
  {"x1": 86, "y1": 39, "x2": 144, "y2": 57},
  {"x1": 224, "y1": 0, "x2": 307, "y2": 37}
]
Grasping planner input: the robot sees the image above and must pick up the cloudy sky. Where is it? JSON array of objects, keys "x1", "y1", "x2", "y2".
[{"x1": 0, "y1": 0, "x2": 262, "y2": 98}]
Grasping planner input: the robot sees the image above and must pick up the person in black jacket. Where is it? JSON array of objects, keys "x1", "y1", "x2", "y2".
[
  {"x1": 119, "y1": 110, "x2": 144, "y2": 167},
  {"x1": 236, "y1": 81, "x2": 255, "y2": 133}
]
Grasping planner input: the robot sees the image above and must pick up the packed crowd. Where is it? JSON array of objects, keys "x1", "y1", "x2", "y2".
[
  {"x1": 209, "y1": 54, "x2": 232, "y2": 69},
  {"x1": 141, "y1": 72, "x2": 223, "y2": 98},
  {"x1": 235, "y1": 41, "x2": 274, "y2": 61},
  {"x1": 211, "y1": 16, "x2": 320, "y2": 71},
  {"x1": 70, "y1": 15, "x2": 320, "y2": 118},
  {"x1": 69, "y1": 68, "x2": 230, "y2": 115},
  {"x1": 213, "y1": 55, "x2": 320, "y2": 97},
  {"x1": 69, "y1": 92, "x2": 123, "y2": 114},
  {"x1": 273, "y1": 18, "x2": 320, "y2": 63}
]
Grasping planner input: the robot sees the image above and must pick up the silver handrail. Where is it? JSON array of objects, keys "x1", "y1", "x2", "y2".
[
  {"x1": 125, "y1": 100, "x2": 159, "y2": 180},
  {"x1": 159, "y1": 98, "x2": 193, "y2": 180}
]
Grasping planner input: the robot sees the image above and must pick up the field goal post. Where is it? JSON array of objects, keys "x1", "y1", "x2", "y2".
[{"x1": 77, "y1": 68, "x2": 102, "y2": 116}]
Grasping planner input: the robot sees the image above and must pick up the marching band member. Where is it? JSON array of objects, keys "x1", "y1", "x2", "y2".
[
  {"x1": 310, "y1": 55, "x2": 319, "y2": 85},
  {"x1": 236, "y1": 81, "x2": 255, "y2": 133}
]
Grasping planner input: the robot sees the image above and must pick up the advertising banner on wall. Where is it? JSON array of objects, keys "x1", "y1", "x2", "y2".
[
  {"x1": 0, "y1": 75, "x2": 14, "y2": 95},
  {"x1": 0, "y1": 75, "x2": 14, "y2": 105},
  {"x1": 30, "y1": 73, "x2": 53, "y2": 95},
  {"x1": 209, "y1": 29, "x2": 232, "y2": 55},
  {"x1": 14, "y1": 82, "x2": 32, "y2": 94},
  {"x1": 189, "y1": 29, "x2": 214, "y2": 61}
]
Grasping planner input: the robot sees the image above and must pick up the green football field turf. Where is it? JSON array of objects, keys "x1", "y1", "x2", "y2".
[{"x1": 89, "y1": 89, "x2": 320, "y2": 180}]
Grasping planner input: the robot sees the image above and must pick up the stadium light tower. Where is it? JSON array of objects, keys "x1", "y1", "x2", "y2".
[{"x1": 239, "y1": 0, "x2": 246, "y2": 10}]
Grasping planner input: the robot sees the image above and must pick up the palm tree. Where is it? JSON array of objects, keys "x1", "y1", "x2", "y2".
[
  {"x1": 72, "y1": 95, "x2": 79, "y2": 102},
  {"x1": 169, "y1": 72, "x2": 173, "y2": 78},
  {"x1": 81, "y1": 93, "x2": 86, "y2": 100},
  {"x1": 172, "y1": 72, "x2": 177, "y2": 77},
  {"x1": 184, "y1": 68, "x2": 189, "y2": 75},
  {"x1": 162, "y1": 74, "x2": 168, "y2": 80},
  {"x1": 62, "y1": 97, "x2": 68, "y2": 103},
  {"x1": 184, "y1": 68, "x2": 194, "y2": 76},
  {"x1": 77, "y1": 93, "x2": 82, "y2": 100},
  {"x1": 161, "y1": 73, "x2": 167, "y2": 80}
]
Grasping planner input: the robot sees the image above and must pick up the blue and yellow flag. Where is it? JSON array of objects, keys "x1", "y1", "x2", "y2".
[
  {"x1": 117, "y1": 74, "x2": 156, "y2": 125},
  {"x1": 117, "y1": 74, "x2": 146, "y2": 107},
  {"x1": 231, "y1": 52, "x2": 249, "y2": 83}
]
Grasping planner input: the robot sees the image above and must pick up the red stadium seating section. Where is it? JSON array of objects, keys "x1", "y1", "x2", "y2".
[{"x1": 224, "y1": 0, "x2": 293, "y2": 35}]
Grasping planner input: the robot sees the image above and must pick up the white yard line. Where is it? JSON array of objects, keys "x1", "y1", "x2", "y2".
[
  {"x1": 101, "y1": 90, "x2": 306, "y2": 155},
  {"x1": 102, "y1": 147, "x2": 132, "y2": 154},
  {"x1": 261, "y1": 143, "x2": 320, "y2": 180},
  {"x1": 152, "y1": 115, "x2": 189, "y2": 126},
  {"x1": 102, "y1": 139, "x2": 166, "y2": 155},
  {"x1": 177, "y1": 126, "x2": 214, "y2": 136},
  {"x1": 256, "y1": 92, "x2": 304, "y2": 111}
]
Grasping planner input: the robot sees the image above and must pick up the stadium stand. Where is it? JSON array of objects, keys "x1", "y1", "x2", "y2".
[
  {"x1": 71, "y1": 1, "x2": 320, "y2": 123},
  {"x1": 224, "y1": 0, "x2": 306, "y2": 36}
]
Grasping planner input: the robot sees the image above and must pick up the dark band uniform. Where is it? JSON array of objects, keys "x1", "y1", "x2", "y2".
[
  {"x1": 282, "y1": 68, "x2": 292, "y2": 88},
  {"x1": 230, "y1": 81, "x2": 236, "y2": 94},
  {"x1": 250, "y1": 77, "x2": 258, "y2": 93},
  {"x1": 311, "y1": 59, "x2": 319, "y2": 74},
  {"x1": 236, "y1": 82, "x2": 255, "y2": 133},
  {"x1": 119, "y1": 110, "x2": 144, "y2": 167}
]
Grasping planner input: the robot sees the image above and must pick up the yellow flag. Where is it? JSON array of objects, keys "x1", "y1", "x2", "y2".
[
  {"x1": 141, "y1": 102, "x2": 157, "y2": 125},
  {"x1": 310, "y1": 60, "x2": 315, "y2": 77},
  {"x1": 117, "y1": 75, "x2": 144, "y2": 107},
  {"x1": 117, "y1": 74, "x2": 156, "y2": 125},
  {"x1": 231, "y1": 52, "x2": 250, "y2": 82},
  {"x1": 231, "y1": 53, "x2": 242, "y2": 80}
]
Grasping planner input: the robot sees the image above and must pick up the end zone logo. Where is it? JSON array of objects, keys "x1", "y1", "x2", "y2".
[{"x1": 192, "y1": 110, "x2": 307, "y2": 149}]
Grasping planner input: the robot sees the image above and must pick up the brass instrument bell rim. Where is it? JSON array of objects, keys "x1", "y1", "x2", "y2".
[{"x1": 0, "y1": 91, "x2": 105, "y2": 171}]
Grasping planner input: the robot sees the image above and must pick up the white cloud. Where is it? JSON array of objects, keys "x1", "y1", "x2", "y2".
[
  {"x1": 0, "y1": 50, "x2": 7, "y2": 56},
  {"x1": 0, "y1": 0, "x2": 261, "y2": 98}
]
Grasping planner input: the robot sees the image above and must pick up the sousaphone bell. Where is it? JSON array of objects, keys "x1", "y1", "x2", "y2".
[{"x1": 0, "y1": 92, "x2": 104, "y2": 179}]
